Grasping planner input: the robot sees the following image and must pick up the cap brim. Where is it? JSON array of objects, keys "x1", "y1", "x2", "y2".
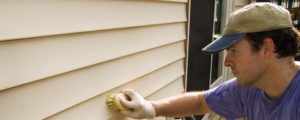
[{"x1": 202, "y1": 33, "x2": 245, "y2": 53}]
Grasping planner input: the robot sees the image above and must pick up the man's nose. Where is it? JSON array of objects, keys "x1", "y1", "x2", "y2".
[{"x1": 224, "y1": 54, "x2": 232, "y2": 67}]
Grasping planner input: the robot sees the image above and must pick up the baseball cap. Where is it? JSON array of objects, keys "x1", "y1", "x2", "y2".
[{"x1": 202, "y1": 2, "x2": 293, "y2": 53}]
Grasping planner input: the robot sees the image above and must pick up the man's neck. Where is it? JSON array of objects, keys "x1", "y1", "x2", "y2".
[{"x1": 256, "y1": 57, "x2": 299, "y2": 99}]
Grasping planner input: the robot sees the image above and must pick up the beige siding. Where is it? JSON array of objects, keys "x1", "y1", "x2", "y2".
[
  {"x1": 0, "y1": 0, "x2": 187, "y2": 41},
  {"x1": 0, "y1": 0, "x2": 189, "y2": 120},
  {"x1": 0, "y1": 22, "x2": 186, "y2": 91},
  {"x1": 45, "y1": 61, "x2": 185, "y2": 120}
]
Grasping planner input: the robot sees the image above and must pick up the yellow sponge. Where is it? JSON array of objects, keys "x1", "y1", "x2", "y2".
[{"x1": 106, "y1": 93, "x2": 131, "y2": 111}]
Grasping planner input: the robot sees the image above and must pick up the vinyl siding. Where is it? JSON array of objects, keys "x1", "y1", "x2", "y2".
[
  {"x1": 45, "y1": 61, "x2": 185, "y2": 120},
  {"x1": 0, "y1": 0, "x2": 188, "y2": 120}
]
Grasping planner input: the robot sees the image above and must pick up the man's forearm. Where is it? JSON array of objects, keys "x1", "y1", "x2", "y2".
[{"x1": 151, "y1": 92, "x2": 212, "y2": 117}]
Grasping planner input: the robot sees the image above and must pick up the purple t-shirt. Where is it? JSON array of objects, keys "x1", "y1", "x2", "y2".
[{"x1": 205, "y1": 70, "x2": 300, "y2": 120}]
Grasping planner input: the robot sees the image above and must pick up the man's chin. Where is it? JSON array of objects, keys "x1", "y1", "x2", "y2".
[{"x1": 236, "y1": 79, "x2": 253, "y2": 87}]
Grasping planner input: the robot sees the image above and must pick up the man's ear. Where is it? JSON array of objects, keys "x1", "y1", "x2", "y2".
[{"x1": 262, "y1": 37, "x2": 275, "y2": 58}]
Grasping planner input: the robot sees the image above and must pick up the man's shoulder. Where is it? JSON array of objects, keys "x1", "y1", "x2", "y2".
[{"x1": 218, "y1": 78, "x2": 260, "y2": 98}]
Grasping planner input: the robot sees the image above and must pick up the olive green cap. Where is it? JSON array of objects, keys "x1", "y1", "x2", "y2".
[{"x1": 203, "y1": 2, "x2": 293, "y2": 53}]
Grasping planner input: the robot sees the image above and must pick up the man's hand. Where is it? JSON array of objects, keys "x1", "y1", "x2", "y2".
[{"x1": 118, "y1": 89, "x2": 156, "y2": 119}]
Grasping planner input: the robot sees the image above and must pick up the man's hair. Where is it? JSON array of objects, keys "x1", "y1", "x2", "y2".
[{"x1": 245, "y1": 28, "x2": 300, "y2": 58}]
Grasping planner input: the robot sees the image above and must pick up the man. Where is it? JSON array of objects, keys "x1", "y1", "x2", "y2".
[{"x1": 117, "y1": 2, "x2": 300, "y2": 120}]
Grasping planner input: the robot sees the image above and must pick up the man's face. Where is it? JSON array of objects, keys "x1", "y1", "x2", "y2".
[{"x1": 224, "y1": 38, "x2": 267, "y2": 86}]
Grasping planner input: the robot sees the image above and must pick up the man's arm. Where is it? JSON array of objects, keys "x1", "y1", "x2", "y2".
[
  {"x1": 119, "y1": 89, "x2": 212, "y2": 119},
  {"x1": 152, "y1": 92, "x2": 212, "y2": 117}
]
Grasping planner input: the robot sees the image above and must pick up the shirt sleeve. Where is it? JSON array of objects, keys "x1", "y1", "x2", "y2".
[{"x1": 204, "y1": 78, "x2": 245, "y2": 119}]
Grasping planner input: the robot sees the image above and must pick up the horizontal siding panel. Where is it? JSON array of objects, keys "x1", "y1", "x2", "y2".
[
  {"x1": 0, "y1": 42, "x2": 185, "y2": 120},
  {"x1": 0, "y1": 1, "x2": 187, "y2": 41},
  {"x1": 0, "y1": 22, "x2": 186, "y2": 91},
  {"x1": 45, "y1": 60, "x2": 184, "y2": 120},
  {"x1": 146, "y1": 77, "x2": 184, "y2": 101}
]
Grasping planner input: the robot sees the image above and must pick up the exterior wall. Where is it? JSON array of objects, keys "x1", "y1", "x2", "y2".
[{"x1": 0, "y1": 0, "x2": 189, "y2": 120}]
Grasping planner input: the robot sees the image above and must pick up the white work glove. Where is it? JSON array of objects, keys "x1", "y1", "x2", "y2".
[{"x1": 118, "y1": 89, "x2": 156, "y2": 119}]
